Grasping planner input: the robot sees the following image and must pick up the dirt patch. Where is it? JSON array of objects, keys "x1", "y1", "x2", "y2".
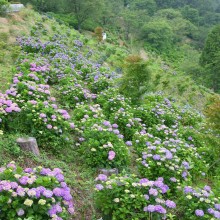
[
  {"x1": 9, "y1": 13, "x2": 24, "y2": 23},
  {"x1": 119, "y1": 39, "x2": 125, "y2": 46},
  {"x1": 0, "y1": 25, "x2": 9, "y2": 33},
  {"x1": 0, "y1": 17, "x2": 8, "y2": 25}
]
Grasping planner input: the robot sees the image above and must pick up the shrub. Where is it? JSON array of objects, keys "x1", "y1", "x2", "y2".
[
  {"x1": 177, "y1": 185, "x2": 220, "y2": 220},
  {"x1": 0, "y1": 0, "x2": 9, "y2": 16},
  {"x1": 0, "y1": 162, "x2": 74, "y2": 220},
  {"x1": 95, "y1": 174, "x2": 176, "y2": 220},
  {"x1": 76, "y1": 119, "x2": 130, "y2": 169},
  {"x1": 94, "y1": 27, "x2": 103, "y2": 42},
  {"x1": 119, "y1": 55, "x2": 151, "y2": 104},
  {"x1": 204, "y1": 95, "x2": 220, "y2": 131}
]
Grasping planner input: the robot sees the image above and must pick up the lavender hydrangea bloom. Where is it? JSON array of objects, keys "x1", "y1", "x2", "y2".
[
  {"x1": 17, "y1": 208, "x2": 25, "y2": 216},
  {"x1": 215, "y1": 204, "x2": 220, "y2": 210},
  {"x1": 195, "y1": 209, "x2": 204, "y2": 216},
  {"x1": 145, "y1": 205, "x2": 155, "y2": 212},
  {"x1": 153, "y1": 154, "x2": 161, "y2": 160},
  {"x1": 139, "y1": 178, "x2": 149, "y2": 185},
  {"x1": 56, "y1": 174, "x2": 64, "y2": 182},
  {"x1": 144, "y1": 194, "x2": 149, "y2": 200},
  {"x1": 208, "y1": 208, "x2": 215, "y2": 214},
  {"x1": 53, "y1": 188, "x2": 63, "y2": 197},
  {"x1": 62, "y1": 191, "x2": 72, "y2": 201},
  {"x1": 149, "y1": 188, "x2": 158, "y2": 196},
  {"x1": 169, "y1": 177, "x2": 177, "y2": 182},
  {"x1": 154, "y1": 205, "x2": 166, "y2": 214},
  {"x1": 19, "y1": 176, "x2": 29, "y2": 185},
  {"x1": 125, "y1": 141, "x2": 132, "y2": 146},
  {"x1": 204, "y1": 185, "x2": 211, "y2": 192},
  {"x1": 96, "y1": 184, "x2": 104, "y2": 190},
  {"x1": 214, "y1": 211, "x2": 220, "y2": 218},
  {"x1": 96, "y1": 174, "x2": 108, "y2": 182},
  {"x1": 165, "y1": 200, "x2": 176, "y2": 208},
  {"x1": 48, "y1": 206, "x2": 57, "y2": 217},
  {"x1": 43, "y1": 190, "x2": 53, "y2": 198},
  {"x1": 184, "y1": 186, "x2": 193, "y2": 194},
  {"x1": 10, "y1": 182, "x2": 18, "y2": 189}
]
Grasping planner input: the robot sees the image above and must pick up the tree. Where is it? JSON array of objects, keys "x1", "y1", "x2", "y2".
[
  {"x1": 100, "y1": 0, "x2": 123, "y2": 26},
  {"x1": 0, "y1": 0, "x2": 9, "y2": 15},
  {"x1": 142, "y1": 19, "x2": 174, "y2": 52},
  {"x1": 200, "y1": 25, "x2": 220, "y2": 92},
  {"x1": 205, "y1": 95, "x2": 220, "y2": 131},
  {"x1": 130, "y1": 0, "x2": 157, "y2": 15},
  {"x1": 181, "y1": 5, "x2": 199, "y2": 24},
  {"x1": 119, "y1": 55, "x2": 151, "y2": 103},
  {"x1": 66, "y1": 0, "x2": 104, "y2": 30},
  {"x1": 120, "y1": 8, "x2": 147, "y2": 40},
  {"x1": 155, "y1": 8, "x2": 182, "y2": 20}
]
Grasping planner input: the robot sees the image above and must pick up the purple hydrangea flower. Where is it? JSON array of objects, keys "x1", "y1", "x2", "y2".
[
  {"x1": 17, "y1": 208, "x2": 25, "y2": 216},
  {"x1": 214, "y1": 211, "x2": 220, "y2": 218},
  {"x1": 53, "y1": 188, "x2": 63, "y2": 197},
  {"x1": 125, "y1": 141, "x2": 132, "y2": 146},
  {"x1": 154, "y1": 205, "x2": 166, "y2": 214},
  {"x1": 108, "y1": 151, "x2": 116, "y2": 160},
  {"x1": 195, "y1": 209, "x2": 204, "y2": 216},
  {"x1": 96, "y1": 174, "x2": 108, "y2": 182},
  {"x1": 43, "y1": 190, "x2": 53, "y2": 198},
  {"x1": 149, "y1": 188, "x2": 158, "y2": 196},
  {"x1": 96, "y1": 184, "x2": 104, "y2": 190},
  {"x1": 145, "y1": 205, "x2": 155, "y2": 212},
  {"x1": 165, "y1": 200, "x2": 176, "y2": 208},
  {"x1": 215, "y1": 204, "x2": 220, "y2": 210},
  {"x1": 153, "y1": 155, "x2": 161, "y2": 160}
]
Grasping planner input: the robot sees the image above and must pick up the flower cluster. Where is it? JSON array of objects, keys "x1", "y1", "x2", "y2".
[
  {"x1": 0, "y1": 93, "x2": 21, "y2": 130},
  {"x1": 0, "y1": 93, "x2": 21, "y2": 115},
  {"x1": 134, "y1": 127, "x2": 207, "y2": 192},
  {"x1": 178, "y1": 185, "x2": 220, "y2": 219},
  {"x1": 95, "y1": 174, "x2": 176, "y2": 219},
  {"x1": 0, "y1": 162, "x2": 74, "y2": 220},
  {"x1": 76, "y1": 118, "x2": 130, "y2": 168}
]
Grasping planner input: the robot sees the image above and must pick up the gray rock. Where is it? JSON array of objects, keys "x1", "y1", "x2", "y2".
[{"x1": 16, "y1": 137, "x2": 40, "y2": 156}]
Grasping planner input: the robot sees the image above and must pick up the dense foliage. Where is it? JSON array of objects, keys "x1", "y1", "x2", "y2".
[{"x1": 200, "y1": 25, "x2": 220, "y2": 92}]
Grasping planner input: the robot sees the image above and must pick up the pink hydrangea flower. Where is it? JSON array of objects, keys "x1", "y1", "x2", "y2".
[{"x1": 108, "y1": 151, "x2": 116, "y2": 160}]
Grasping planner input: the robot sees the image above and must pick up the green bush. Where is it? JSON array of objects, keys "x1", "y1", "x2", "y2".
[
  {"x1": 0, "y1": 162, "x2": 74, "y2": 219},
  {"x1": 0, "y1": 0, "x2": 9, "y2": 16},
  {"x1": 95, "y1": 174, "x2": 176, "y2": 220},
  {"x1": 204, "y1": 95, "x2": 220, "y2": 131},
  {"x1": 119, "y1": 55, "x2": 151, "y2": 104}
]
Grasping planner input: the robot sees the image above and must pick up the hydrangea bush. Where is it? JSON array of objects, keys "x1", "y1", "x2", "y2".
[
  {"x1": 177, "y1": 185, "x2": 220, "y2": 219},
  {"x1": 95, "y1": 174, "x2": 176, "y2": 220},
  {"x1": 0, "y1": 162, "x2": 74, "y2": 220},
  {"x1": 76, "y1": 119, "x2": 130, "y2": 168}
]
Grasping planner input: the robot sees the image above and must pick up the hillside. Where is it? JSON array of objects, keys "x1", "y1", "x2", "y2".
[{"x1": 0, "y1": 8, "x2": 220, "y2": 220}]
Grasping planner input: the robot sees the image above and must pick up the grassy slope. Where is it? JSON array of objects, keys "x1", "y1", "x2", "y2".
[{"x1": 0, "y1": 9, "x2": 218, "y2": 220}]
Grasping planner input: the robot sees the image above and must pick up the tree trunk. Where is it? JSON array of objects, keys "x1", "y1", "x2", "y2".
[{"x1": 16, "y1": 137, "x2": 40, "y2": 156}]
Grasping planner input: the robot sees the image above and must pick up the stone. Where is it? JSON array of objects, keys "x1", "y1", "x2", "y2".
[
  {"x1": 16, "y1": 137, "x2": 40, "y2": 156},
  {"x1": 6, "y1": 4, "x2": 24, "y2": 13}
]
